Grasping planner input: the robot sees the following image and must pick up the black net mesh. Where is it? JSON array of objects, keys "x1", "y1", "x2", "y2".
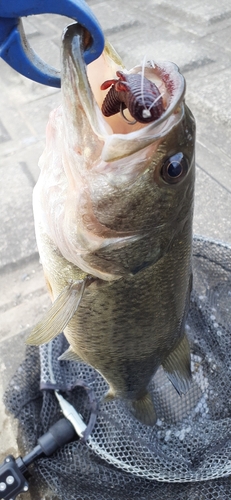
[{"x1": 4, "y1": 236, "x2": 231, "y2": 499}]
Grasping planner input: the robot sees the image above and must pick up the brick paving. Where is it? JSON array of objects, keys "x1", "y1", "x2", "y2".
[{"x1": 1, "y1": 1, "x2": 231, "y2": 496}]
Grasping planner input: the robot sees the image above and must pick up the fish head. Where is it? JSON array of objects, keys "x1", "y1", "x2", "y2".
[{"x1": 35, "y1": 23, "x2": 195, "y2": 281}]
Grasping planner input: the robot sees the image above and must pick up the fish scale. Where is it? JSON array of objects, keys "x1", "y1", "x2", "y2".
[{"x1": 27, "y1": 23, "x2": 195, "y2": 426}]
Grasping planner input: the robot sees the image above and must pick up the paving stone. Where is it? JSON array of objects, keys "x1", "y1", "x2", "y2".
[
  {"x1": 26, "y1": 34, "x2": 62, "y2": 68},
  {"x1": 89, "y1": 1, "x2": 141, "y2": 31},
  {"x1": 22, "y1": 16, "x2": 40, "y2": 38},
  {"x1": 0, "y1": 91, "x2": 35, "y2": 141},
  {"x1": 192, "y1": 109, "x2": 231, "y2": 159},
  {"x1": 194, "y1": 166, "x2": 231, "y2": 244},
  {"x1": 111, "y1": 22, "x2": 216, "y2": 71},
  {"x1": 188, "y1": 67, "x2": 231, "y2": 126},
  {"x1": 150, "y1": 0, "x2": 231, "y2": 36},
  {"x1": 1, "y1": 2, "x2": 231, "y2": 496},
  {"x1": 195, "y1": 141, "x2": 231, "y2": 193},
  {"x1": 188, "y1": 1, "x2": 231, "y2": 23},
  {"x1": 206, "y1": 25, "x2": 231, "y2": 51},
  {"x1": 16, "y1": 91, "x2": 61, "y2": 137},
  {"x1": 0, "y1": 259, "x2": 48, "y2": 341},
  {"x1": 0, "y1": 118, "x2": 11, "y2": 143},
  {"x1": 0, "y1": 159, "x2": 38, "y2": 269},
  {"x1": 0, "y1": 57, "x2": 59, "y2": 106}
]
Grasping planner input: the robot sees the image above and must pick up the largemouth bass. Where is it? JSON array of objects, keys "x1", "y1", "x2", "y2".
[{"x1": 27, "y1": 24, "x2": 195, "y2": 426}]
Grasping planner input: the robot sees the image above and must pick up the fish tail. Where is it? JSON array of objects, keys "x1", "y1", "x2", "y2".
[
  {"x1": 26, "y1": 279, "x2": 87, "y2": 346},
  {"x1": 131, "y1": 392, "x2": 157, "y2": 426}
]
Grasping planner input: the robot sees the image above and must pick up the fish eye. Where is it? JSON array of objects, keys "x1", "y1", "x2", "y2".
[{"x1": 161, "y1": 153, "x2": 188, "y2": 184}]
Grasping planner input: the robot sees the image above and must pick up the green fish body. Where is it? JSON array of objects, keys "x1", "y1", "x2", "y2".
[{"x1": 27, "y1": 25, "x2": 195, "y2": 426}]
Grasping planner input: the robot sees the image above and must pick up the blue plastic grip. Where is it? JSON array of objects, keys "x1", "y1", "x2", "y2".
[{"x1": 0, "y1": 0, "x2": 104, "y2": 87}]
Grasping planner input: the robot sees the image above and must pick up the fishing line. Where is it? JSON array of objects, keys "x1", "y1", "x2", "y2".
[{"x1": 141, "y1": 54, "x2": 147, "y2": 110}]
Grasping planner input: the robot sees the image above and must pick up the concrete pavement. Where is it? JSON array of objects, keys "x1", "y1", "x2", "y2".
[{"x1": 1, "y1": 0, "x2": 231, "y2": 497}]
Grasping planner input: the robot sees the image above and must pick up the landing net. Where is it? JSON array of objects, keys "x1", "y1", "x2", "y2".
[{"x1": 4, "y1": 236, "x2": 231, "y2": 499}]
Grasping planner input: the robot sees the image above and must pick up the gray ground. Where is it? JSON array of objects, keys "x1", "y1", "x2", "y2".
[{"x1": 1, "y1": 0, "x2": 231, "y2": 497}]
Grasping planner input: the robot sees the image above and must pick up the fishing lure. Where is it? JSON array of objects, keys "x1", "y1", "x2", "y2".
[{"x1": 101, "y1": 71, "x2": 164, "y2": 124}]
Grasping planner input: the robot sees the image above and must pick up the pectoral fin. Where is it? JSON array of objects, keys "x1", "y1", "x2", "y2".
[
  {"x1": 26, "y1": 279, "x2": 87, "y2": 346},
  {"x1": 162, "y1": 333, "x2": 191, "y2": 395},
  {"x1": 58, "y1": 346, "x2": 82, "y2": 362}
]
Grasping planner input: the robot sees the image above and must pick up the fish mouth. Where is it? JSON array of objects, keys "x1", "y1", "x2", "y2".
[{"x1": 61, "y1": 23, "x2": 186, "y2": 161}]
